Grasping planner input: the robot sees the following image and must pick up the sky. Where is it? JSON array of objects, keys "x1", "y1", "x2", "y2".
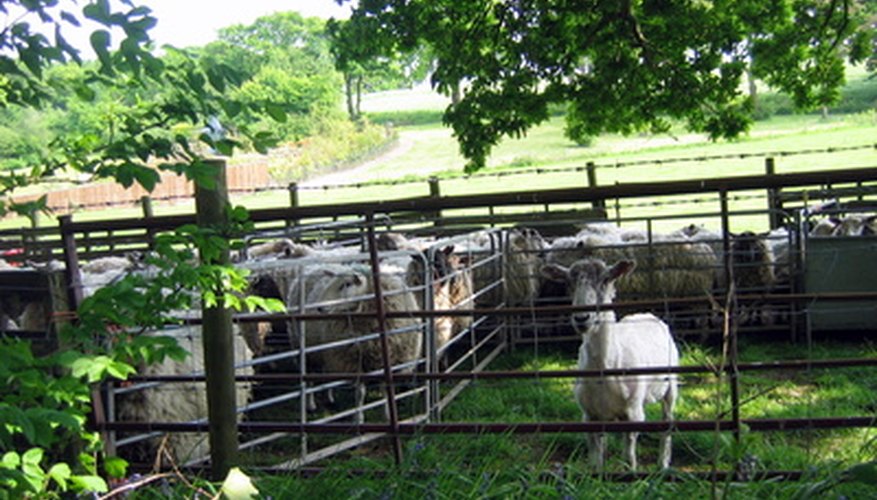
[
  {"x1": 2, "y1": 1, "x2": 354, "y2": 55},
  {"x1": 138, "y1": 0, "x2": 353, "y2": 48}
]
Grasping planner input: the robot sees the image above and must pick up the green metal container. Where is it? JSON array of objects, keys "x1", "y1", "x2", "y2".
[{"x1": 804, "y1": 237, "x2": 877, "y2": 331}]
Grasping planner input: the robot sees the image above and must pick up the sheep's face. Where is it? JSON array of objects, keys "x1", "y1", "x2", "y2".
[
  {"x1": 310, "y1": 270, "x2": 370, "y2": 313},
  {"x1": 732, "y1": 231, "x2": 769, "y2": 264},
  {"x1": 542, "y1": 259, "x2": 635, "y2": 333}
]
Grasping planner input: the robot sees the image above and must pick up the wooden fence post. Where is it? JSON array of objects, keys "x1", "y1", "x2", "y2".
[
  {"x1": 287, "y1": 182, "x2": 299, "y2": 231},
  {"x1": 765, "y1": 157, "x2": 781, "y2": 229},
  {"x1": 141, "y1": 196, "x2": 155, "y2": 250},
  {"x1": 429, "y1": 177, "x2": 442, "y2": 226},
  {"x1": 59, "y1": 214, "x2": 115, "y2": 457},
  {"x1": 195, "y1": 159, "x2": 239, "y2": 481},
  {"x1": 586, "y1": 162, "x2": 606, "y2": 213},
  {"x1": 26, "y1": 208, "x2": 39, "y2": 260},
  {"x1": 58, "y1": 215, "x2": 83, "y2": 311}
]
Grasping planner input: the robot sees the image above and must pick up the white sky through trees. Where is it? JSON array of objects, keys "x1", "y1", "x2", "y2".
[
  {"x1": 2, "y1": 0, "x2": 352, "y2": 56},
  {"x1": 139, "y1": 0, "x2": 352, "y2": 48}
]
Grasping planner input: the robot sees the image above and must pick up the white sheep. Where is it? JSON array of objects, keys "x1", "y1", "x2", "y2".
[
  {"x1": 543, "y1": 228, "x2": 719, "y2": 307},
  {"x1": 114, "y1": 325, "x2": 254, "y2": 466},
  {"x1": 242, "y1": 238, "x2": 314, "y2": 262},
  {"x1": 831, "y1": 214, "x2": 877, "y2": 236},
  {"x1": 504, "y1": 228, "x2": 546, "y2": 306},
  {"x1": 542, "y1": 258, "x2": 679, "y2": 471},
  {"x1": 287, "y1": 263, "x2": 423, "y2": 423}
]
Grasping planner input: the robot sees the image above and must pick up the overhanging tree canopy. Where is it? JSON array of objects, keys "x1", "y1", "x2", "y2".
[{"x1": 340, "y1": 0, "x2": 874, "y2": 172}]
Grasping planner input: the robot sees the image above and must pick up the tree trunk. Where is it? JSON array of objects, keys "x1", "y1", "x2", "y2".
[
  {"x1": 345, "y1": 73, "x2": 357, "y2": 120},
  {"x1": 451, "y1": 81, "x2": 462, "y2": 106},
  {"x1": 355, "y1": 75, "x2": 363, "y2": 119}
]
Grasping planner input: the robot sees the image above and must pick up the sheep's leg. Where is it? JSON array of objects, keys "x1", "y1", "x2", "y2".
[
  {"x1": 584, "y1": 414, "x2": 605, "y2": 472},
  {"x1": 659, "y1": 383, "x2": 678, "y2": 469},
  {"x1": 624, "y1": 431, "x2": 639, "y2": 471},
  {"x1": 624, "y1": 405, "x2": 646, "y2": 471},
  {"x1": 327, "y1": 387, "x2": 336, "y2": 405},
  {"x1": 354, "y1": 383, "x2": 366, "y2": 425},
  {"x1": 306, "y1": 392, "x2": 317, "y2": 412}
]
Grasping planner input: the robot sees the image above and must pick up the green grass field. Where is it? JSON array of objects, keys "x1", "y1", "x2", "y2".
[{"x1": 3, "y1": 82, "x2": 876, "y2": 231}]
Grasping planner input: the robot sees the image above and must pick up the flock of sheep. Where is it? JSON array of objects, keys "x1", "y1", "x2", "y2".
[{"x1": 1, "y1": 209, "x2": 873, "y2": 469}]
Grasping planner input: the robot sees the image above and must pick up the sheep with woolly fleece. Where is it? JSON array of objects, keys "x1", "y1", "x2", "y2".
[
  {"x1": 236, "y1": 242, "x2": 376, "y2": 372},
  {"x1": 241, "y1": 237, "x2": 314, "y2": 262},
  {"x1": 542, "y1": 258, "x2": 679, "y2": 471},
  {"x1": 544, "y1": 230, "x2": 719, "y2": 302},
  {"x1": 287, "y1": 263, "x2": 423, "y2": 423},
  {"x1": 730, "y1": 230, "x2": 788, "y2": 326},
  {"x1": 415, "y1": 246, "x2": 474, "y2": 351},
  {"x1": 809, "y1": 217, "x2": 840, "y2": 236},
  {"x1": 831, "y1": 214, "x2": 877, "y2": 236},
  {"x1": 114, "y1": 324, "x2": 254, "y2": 466},
  {"x1": 503, "y1": 228, "x2": 547, "y2": 306},
  {"x1": 64, "y1": 258, "x2": 254, "y2": 465}
]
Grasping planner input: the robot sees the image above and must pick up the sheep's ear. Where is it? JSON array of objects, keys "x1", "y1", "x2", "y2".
[
  {"x1": 541, "y1": 263, "x2": 570, "y2": 283},
  {"x1": 607, "y1": 260, "x2": 635, "y2": 282},
  {"x1": 442, "y1": 245, "x2": 455, "y2": 255}
]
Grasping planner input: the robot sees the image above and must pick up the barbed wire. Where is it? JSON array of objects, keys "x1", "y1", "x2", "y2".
[
  {"x1": 287, "y1": 142, "x2": 877, "y2": 191},
  {"x1": 34, "y1": 142, "x2": 877, "y2": 212}
]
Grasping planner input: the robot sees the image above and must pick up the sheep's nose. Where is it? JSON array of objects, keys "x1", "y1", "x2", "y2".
[{"x1": 571, "y1": 313, "x2": 591, "y2": 330}]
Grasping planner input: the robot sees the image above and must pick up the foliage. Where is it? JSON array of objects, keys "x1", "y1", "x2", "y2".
[
  {"x1": 211, "y1": 11, "x2": 344, "y2": 140},
  {"x1": 328, "y1": 18, "x2": 433, "y2": 120},
  {"x1": 0, "y1": 204, "x2": 284, "y2": 498},
  {"x1": 365, "y1": 109, "x2": 444, "y2": 127},
  {"x1": 266, "y1": 118, "x2": 396, "y2": 184},
  {"x1": 0, "y1": 1, "x2": 292, "y2": 497},
  {"x1": 341, "y1": 0, "x2": 873, "y2": 172}
]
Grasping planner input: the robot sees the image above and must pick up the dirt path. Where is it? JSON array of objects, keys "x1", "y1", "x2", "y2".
[{"x1": 299, "y1": 134, "x2": 416, "y2": 188}]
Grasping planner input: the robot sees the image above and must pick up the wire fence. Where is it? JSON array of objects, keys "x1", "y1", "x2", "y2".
[
  {"x1": 3, "y1": 161, "x2": 877, "y2": 478},
  {"x1": 19, "y1": 141, "x2": 874, "y2": 214}
]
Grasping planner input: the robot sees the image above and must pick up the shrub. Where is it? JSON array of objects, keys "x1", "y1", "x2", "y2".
[{"x1": 267, "y1": 118, "x2": 397, "y2": 183}]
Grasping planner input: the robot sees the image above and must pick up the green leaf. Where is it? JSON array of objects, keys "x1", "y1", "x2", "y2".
[
  {"x1": 106, "y1": 360, "x2": 136, "y2": 380},
  {"x1": 83, "y1": 0, "x2": 111, "y2": 25},
  {"x1": 70, "y1": 474, "x2": 108, "y2": 494},
  {"x1": 21, "y1": 448, "x2": 43, "y2": 467},
  {"x1": 89, "y1": 30, "x2": 113, "y2": 73},
  {"x1": 265, "y1": 103, "x2": 288, "y2": 123},
  {"x1": 60, "y1": 11, "x2": 81, "y2": 26},
  {"x1": 103, "y1": 456, "x2": 128, "y2": 479},
  {"x1": 220, "y1": 100, "x2": 242, "y2": 118},
  {"x1": 18, "y1": 47, "x2": 42, "y2": 78},
  {"x1": 1, "y1": 452, "x2": 20, "y2": 469},
  {"x1": 221, "y1": 467, "x2": 260, "y2": 500},
  {"x1": 132, "y1": 165, "x2": 160, "y2": 192},
  {"x1": 47, "y1": 463, "x2": 71, "y2": 491},
  {"x1": 74, "y1": 83, "x2": 96, "y2": 101}
]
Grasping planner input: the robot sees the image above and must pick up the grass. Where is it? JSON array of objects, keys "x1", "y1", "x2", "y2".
[
  {"x1": 3, "y1": 92, "x2": 876, "y2": 231},
  {"x1": 215, "y1": 337, "x2": 877, "y2": 500}
]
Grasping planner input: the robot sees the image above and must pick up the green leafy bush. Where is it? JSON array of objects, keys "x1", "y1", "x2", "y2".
[{"x1": 267, "y1": 118, "x2": 397, "y2": 183}]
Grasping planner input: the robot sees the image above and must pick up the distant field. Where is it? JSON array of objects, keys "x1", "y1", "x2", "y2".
[{"x1": 2, "y1": 80, "x2": 876, "y2": 230}]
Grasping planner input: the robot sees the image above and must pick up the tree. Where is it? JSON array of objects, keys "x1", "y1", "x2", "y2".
[
  {"x1": 208, "y1": 11, "x2": 343, "y2": 139},
  {"x1": 341, "y1": 0, "x2": 872, "y2": 172},
  {"x1": 328, "y1": 18, "x2": 433, "y2": 120},
  {"x1": 0, "y1": 1, "x2": 287, "y2": 495}
]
